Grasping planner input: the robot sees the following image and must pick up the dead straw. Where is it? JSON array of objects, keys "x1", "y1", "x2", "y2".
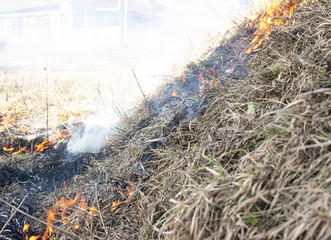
[{"x1": 131, "y1": 68, "x2": 150, "y2": 114}]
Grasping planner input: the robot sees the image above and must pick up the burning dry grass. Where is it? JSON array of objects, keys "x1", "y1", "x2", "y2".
[
  {"x1": 142, "y1": 1, "x2": 331, "y2": 239},
  {"x1": 1, "y1": 0, "x2": 330, "y2": 239},
  {"x1": 102, "y1": 1, "x2": 330, "y2": 239},
  {"x1": 45, "y1": 1, "x2": 330, "y2": 239}
]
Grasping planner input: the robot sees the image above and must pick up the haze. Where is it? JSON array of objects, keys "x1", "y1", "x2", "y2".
[{"x1": 0, "y1": 0, "x2": 252, "y2": 153}]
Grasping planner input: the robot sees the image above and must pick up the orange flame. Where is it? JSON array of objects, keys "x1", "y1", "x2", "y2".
[
  {"x1": 53, "y1": 139, "x2": 64, "y2": 150},
  {"x1": 3, "y1": 146, "x2": 14, "y2": 152},
  {"x1": 112, "y1": 178, "x2": 135, "y2": 209},
  {"x1": 42, "y1": 210, "x2": 56, "y2": 240},
  {"x1": 55, "y1": 128, "x2": 71, "y2": 139},
  {"x1": 12, "y1": 146, "x2": 27, "y2": 156},
  {"x1": 124, "y1": 178, "x2": 135, "y2": 203},
  {"x1": 80, "y1": 194, "x2": 87, "y2": 211},
  {"x1": 29, "y1": 235, "x2": 41, "y2": 240},
  {"x1": 34, "y1": 139, "x2": 50, "y2": 152},
  {"x1": 246, "y1": 0, "x2": 316, "y2": 53},
  {"x1": 172, "y1": 91, "x2": 184, "y2": 100},
  {"x1": 25, "y1": 192, "x2": 85, "y2": 239},
  {"x1": 24, "y1": 179, "x2": 136, "y2": 237},
  {"x1": 89, "y1": 207, "x2": 99, "y2": 215},
  {"x1": 111, "y1": 200, "x2": 121, "y2": 212},
  {"x1": 23, "y1": 224, "x2": 29, "y2": 233},
  {"x1": 1, "y1": 113, "x2": 15, "y2": 124},
  {"x1": 73, "y1": 224, "x2": 80, "y2": 230},
  {"x1": 1, "y1": 113, "x2": 72, "y2": 156},
  {"x1": 210, "y1": 67, "x2": 217, "y2": 76}
]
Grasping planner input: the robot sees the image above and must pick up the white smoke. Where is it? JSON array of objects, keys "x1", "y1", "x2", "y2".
[
  {"x1": 66, "y1": 114, "x2": 120, "y2": 154},
  {"x1": 0, "y1": 0, "x2": 252, "y2": 154}
]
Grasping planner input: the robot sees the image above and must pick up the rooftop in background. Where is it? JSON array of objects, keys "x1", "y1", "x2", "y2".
[{"x1": 0, "y1": 0, "x2": 167, "y2": 16}]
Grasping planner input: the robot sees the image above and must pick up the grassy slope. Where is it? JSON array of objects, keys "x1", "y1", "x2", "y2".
[
  {"x1": 70, "y1": 1, "x2": 329, "y2": 239},
  {"x1": 135, "y1": 1, "x2": 330, "y2": 239},
  {"x1": 50, "y1": 1, "x2": 329, "y2": 239},
  {"x1": 3, "y1": 1, "x2": 329, "y2": 239}
]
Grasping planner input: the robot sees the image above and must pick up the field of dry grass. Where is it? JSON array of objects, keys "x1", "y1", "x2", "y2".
[
  {"x1": 0, "y1": 58, "x2": 163, "y2": 131},
  {"x1": 0, "y1": 0, "x2": 330, "y2": 239},
  {"x1": 0, "y1": 70, "x2": 92, "y2": 128}
]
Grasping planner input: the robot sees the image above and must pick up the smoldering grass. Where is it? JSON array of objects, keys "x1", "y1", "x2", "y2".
[{"x1": 1, "y1": 1, "x2": 330, "y2": 239}]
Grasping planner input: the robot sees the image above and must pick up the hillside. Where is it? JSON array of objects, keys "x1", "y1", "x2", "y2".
[{"x1": 0, "y1": 0, "x2": 330, "y2": 239}]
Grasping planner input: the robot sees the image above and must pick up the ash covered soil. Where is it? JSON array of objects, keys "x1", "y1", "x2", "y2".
[{"x1": 1, "y1": 1, "x2": 331, "y2": 239}]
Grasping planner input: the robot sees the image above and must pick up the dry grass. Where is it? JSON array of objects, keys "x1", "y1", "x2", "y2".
[
  {"x1": 142, "y1": 1, "x2": 331, "y2": 239},
  {"x1": 1, "y1": 1, "x2": 330, "y2": 239},
  {"x1": 0, "y1": 70, "x2": 98, "y2": 129},
  {"x1": 51, "y1": 1, "x2": 330, "y2": 239},
  {"x1": 0, "y1": 62, "x2": 152, "y2": 131}
]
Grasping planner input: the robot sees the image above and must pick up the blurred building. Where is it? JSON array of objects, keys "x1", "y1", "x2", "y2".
[{"x1": 0, "y1": 0, "x2": 166, "y2": 49}]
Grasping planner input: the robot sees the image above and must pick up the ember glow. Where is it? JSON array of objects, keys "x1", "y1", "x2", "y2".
[
  {"x1": 110, "y1": 200, "x2": 121, "y2": 212},
  {"x1": 172, "y1": 91, "x2": 184, "y2": 100},
  {"x1": 246, "y1": 0, "x2": 316, "y2": 53},
  {"x1": 111, "y1": 178, "x2": 135, "y2": 211},
  {"x1": 88, "y1": 207, "x2": 99, "y2": 215}
]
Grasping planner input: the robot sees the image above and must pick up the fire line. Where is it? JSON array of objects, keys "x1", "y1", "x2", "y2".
[{"x1": 246, "y1": 0, "x2": 316, "y2": 54}]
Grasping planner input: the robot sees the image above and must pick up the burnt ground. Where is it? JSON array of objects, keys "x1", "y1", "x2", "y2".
[{"x1": 0, "y1": 26, "x2": 250, "y2": 238}]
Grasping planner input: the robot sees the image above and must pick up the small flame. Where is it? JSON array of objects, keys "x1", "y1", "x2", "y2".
[
  {"x1": 124, "y1": 178, "x2": 135, "y2": 203},
  {"x1": 112, "y1": 178, "x2": 135, "y2": 208},
  {"x1": 12, "y1": 146, "x2": 27, "y2": 156},
  {"x1": 23, "y1": 224, "x2": 29, "y2": 233},
  {"x1": 172, "y1": 91, "x2": 184, "y2": 100},
  {"x1": 0, "y1": 113, "x2": 15, "y2": 133},
  {"x1": 246, "y1": 0, "x2": 316, "y2": 53},
  {"x1": 3, "y1": 146, "x2": 14, "y2": 152},
  {"x1": 1, "y1": 113, "x2": 15, "y2": 124},
  {"x1": 42, "y1": 210, "x2": 56, "y2": 240},
  {"x1": 1, "y1": 114, "x2": 72, "y2": 156},
  {"x1": 25, "y1": 192, "x2": 85, "y2": 239},
  {"x1": 111, "y1": 200, "x2": 121, "y2": 212},
  {"x1": 55, "y1": 128, "x2": 71, "y2": 139},
  {"x1": 89, "y1": 207, "x2": 99, "y2": 215},
  {"x1": 53, "y1": 139, "x2": 64, "y2": 149},
  {"x1": 73, "y1": 224, "x2": 80, "y2": 230},
  {"x1": 29, "y1": 236, "x2": 41, "y2": 240},
  {"x1": 34, "y1": 139, "x2": 50, "y2": 152},
  {"x1": 24, "y1": 179, "x2": 135, "y2": 236}
]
